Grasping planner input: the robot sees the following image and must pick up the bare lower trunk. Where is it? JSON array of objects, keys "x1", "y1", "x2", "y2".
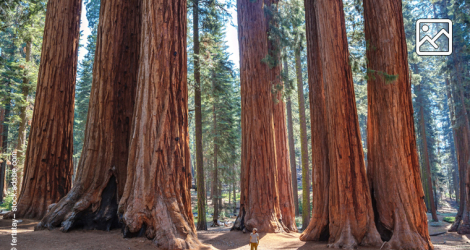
[
  {"x1": 235, "y1": 0, "x2": 287, "y2": 233},
  {"x1": 364, "y1": 1, "x2": 433, "y2": 248},
  {"x1": 7, "y1": 0, "x2": 81, "y2": 219},
  {"x1": 36, "y1": 0, "x2": 140, "y2": 231},
  {"x1": 117, "y1": 1, "x2": 201, "y2": 249},
  {"x1": 300, "y1": 1, "x2": 382, "y2": 248},
  {"x1": 284, "y1": 57, "x2": 299, "y2": 218},
  {"x1": 295, "y1": 48, "x2": 309, "y2": 230},
  {"x1": 193, "y1": 0, "x2": 207, "y2": 231},
  {"x1": 16, "y1": 40, "x2": 32, "y2": 167}
]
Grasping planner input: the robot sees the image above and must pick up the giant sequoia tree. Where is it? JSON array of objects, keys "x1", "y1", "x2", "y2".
[
  {"x1": 36, "y1": 0, "x2": 141, "y2": 231},
  {"x1": 363, "y1": 0, "x2": 433, "y2": 249},
  {"x1": 234, "y1": 0, "x2": 295, "y2": 233},
  {"x1": 116, "y1": 0, "x2": 201, "y2": 249},
  {"x1": 6, "y1": 0, "x2": 81, "y2": 219},
  {"x1": 300, "y1": 0, "x2": 382, "y2": 248}
]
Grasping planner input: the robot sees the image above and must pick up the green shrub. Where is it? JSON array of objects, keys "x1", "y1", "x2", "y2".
[{"x1": 443, "y1": 217, "x2": 455, "y2": 224}]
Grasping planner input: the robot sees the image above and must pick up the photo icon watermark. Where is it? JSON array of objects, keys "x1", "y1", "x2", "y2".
[{"x1": 416, "y1": 19, "x2": 452, "y2": 56}]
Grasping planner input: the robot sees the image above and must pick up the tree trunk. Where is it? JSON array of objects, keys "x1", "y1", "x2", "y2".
[
  {"x1": 295, "y1": 47, "x2": 309, "y2": 230},
  {"x1": 273, "y1": 86, "x2": 297, "y2": 232},
  {"x1": 36, "y1": 0, "x2": 140, "y2": 230},
  {"x1": 0, "y1": 104, "x2": 7, "y2": 202},
  {"x1": 363, "y1": 1, "x2": 433, "y2": 248},
  {"x1": 446, "y1": 78, "x2": 460, "y2": 203},
  {"x1": 235, "y1": 0, "x2": 288, "y2": 233},
  {"x1": 300, "y1": 1, "x2": 382, "y2": 248},
  {"x1": 7, "y1": 0, "x2": 81, "y2": 219},
  {"x1": 233, "y1": 181, "x2": 236, "y2": 214},
  {"x1": 284, "y1": 58, "x2": 299, "y2": 217},
  {"x1": 16, "y1": 40, "x2": 32, "y2": 167},
  {"x1": 453, "y1": 61, "x2": 470, "y2": 234},
  {"x1": 193, "y1": 0, "x2": 207, "y2": 231},
  {"x1": 212, "y1": 89, "x2": 219, "y2": 226},
  {"x1": 117, "y1": 1, "x2": 201, "y2": 249},
  {"x1": 417, "y1": 85, "x2": 439, "y2": 222}
]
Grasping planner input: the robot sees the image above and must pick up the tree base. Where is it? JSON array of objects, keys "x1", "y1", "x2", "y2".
[{"x1": 36, "y1": 176, "x2": 121, "y2": 232}]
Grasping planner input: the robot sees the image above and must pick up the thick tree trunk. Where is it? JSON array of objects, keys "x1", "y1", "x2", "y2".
[
  {"x1": 235, "y1": 0, "x2": 288, "y2": 233},
  {"x1": 193, "y1": 0, "x2": 207, "y2": 231},
  {"x1": 284, "y1": 58, "x2": 299, "y2": 217},
  {"x1": 300, "y1": 1, "x2": 382, "y2": 248},
  {"x1": 363, "y1": 1, "x2": 433, "y2": 249},
  {"x1": 117, "y1": 1, "x2": 201, "y2": 249},
  {"x1": 295, "y1": 48, "x2": 309, "y2": 230},
  {"x1": 36, "y1": 0, "x2": 140, "y2": 230},
  {"x1": 6, "y1": 0, "x2": 81, "y2": 219}
]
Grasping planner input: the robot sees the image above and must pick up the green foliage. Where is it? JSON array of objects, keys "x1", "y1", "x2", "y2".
[
  {"x1": 0, "y1": 0, "x2": 45, "y2": 160},
  {"x1": 443, "y1": 217, "x2": 455, "y2": 223}
]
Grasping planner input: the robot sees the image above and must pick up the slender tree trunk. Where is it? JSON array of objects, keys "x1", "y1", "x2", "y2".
[
  {"x1": 363, "y1": 2, "x2": 433, "y2": 248},
  {"x1": 295, "y1": 47, "x2": 309, "y2": 230},
  {"x1": 0, "y1": 104, "x2": 7, "y2": 202},
  {"x1": 233, "y1": 181, "x2": 236, "y2": 214},
  {"x1": 446, "y1": 78, "x2": 460, "y2": 203},
  {"x1": 36, "y1": 0, "x2": 140, "y2": 230},
  {"x1": 417, "y1": 85, "x2": 439, "y2": 221},
  {"x1": 300, "y1": 1, "x2": 382, "y2": 248},
  {"x1": 7, "y1": 0, "x2": 81, "y2": 219},
  {"x1": 16, "y1": 40, "x2": 32, "y2": 167},
  {"x1": 212, "y1": 89, "x2": 219, "y2": 226},
  {"x1": 117, "y1": 1, "x2": 202, "y2": 248},
  {"x1": 284, "y1": 58, "x2": 299, "y2": 217},
  {"x1": 234, "y1": 0, "x2": 288, "y2": 233},
  {"x1": 193, "y1": 0, "x2": 207, "y2": 231}
]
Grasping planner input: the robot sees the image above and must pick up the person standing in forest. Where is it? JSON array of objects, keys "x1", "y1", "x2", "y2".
[{"x1": 249, "y1": 228, "x2": 260, "y2": 250}]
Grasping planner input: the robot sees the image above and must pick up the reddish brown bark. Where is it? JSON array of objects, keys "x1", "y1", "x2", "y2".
[
  {"x1": 193, "y1": 0, "x2": 207, "y2": 231},
  {"x1": 36, "y1": 0, "x2": 140, "y2": 231},
  {"x1": 273, "y1": 82, "x2": 297, "y2": 232},
  {"x1": 117, "y1": 1, "x2": 201, "y2": 249},
  {"x1": 300, "y1": 1, "x2": 382, "y2": 248},
  {"x1": 6, "y1": 0, "x2": 81, "y2": 219},
  {"x1": 235, "y1": 0, "x2": 288, "y2": 233},
  {"x1": 451, "y1": 59, "x2": 470, "y2": 234},
  {"x1": 363, "y1": 1, "x2": 433, "y2": 249}
]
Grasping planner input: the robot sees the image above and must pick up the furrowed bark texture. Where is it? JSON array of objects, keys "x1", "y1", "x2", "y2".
[
  {"x1": 193, "y1": 0, "x2": 207, "y2": 231},
  {"x1": 300, "y1": 0, "x2": 329, "y2": 241},
  {"x1": 36, "y1": 0, "x2": 140, "y2": 231},
  {"x1": 117, "y1": 1, "x2": 201, "y2": 249},
  {"x1": 301, "y1": 1, "x2": 382, "y2": 248},
  {"x1": 236, "y1": 0, "x2": 288, "y2": 233},
  {"x1": 273, "y1": 81, "x2": 297, "y2": 232},
  {"x1": 9, "y1": 0, "x2": 81, "y2": 219},
  {"x1": 363, "y1": 1, "x2": 433, "y2": 249}
]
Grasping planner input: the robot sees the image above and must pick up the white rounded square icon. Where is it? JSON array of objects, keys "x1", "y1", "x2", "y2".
[{"x1": 416, "y1": 19, "x2": 452, "y2": 56}]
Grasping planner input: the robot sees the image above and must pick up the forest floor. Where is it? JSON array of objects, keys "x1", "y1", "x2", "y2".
[{"x1": 0, "y1": 199, "x2": 469, "y2": 249}]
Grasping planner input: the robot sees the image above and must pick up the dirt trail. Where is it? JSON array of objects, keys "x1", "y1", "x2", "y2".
[{"x1": 1, "y1": 199, "x2": 469, "y2": 250}]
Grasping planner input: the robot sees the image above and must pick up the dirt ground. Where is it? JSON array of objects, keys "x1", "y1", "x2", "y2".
[
  {"x1": 1, "y1": 198, "x2": 469, "y2": 250},
  {"x1": 1, "y1": 216, "x2": 469, "y2": 250}
]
